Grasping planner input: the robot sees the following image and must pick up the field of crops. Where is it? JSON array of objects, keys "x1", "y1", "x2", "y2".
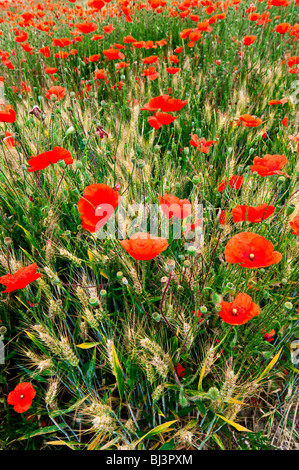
[{"x1": 0, "y1": 0, "x2": 298, "y2": 451}]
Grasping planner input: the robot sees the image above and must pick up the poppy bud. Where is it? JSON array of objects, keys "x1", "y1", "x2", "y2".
[
  {"x1": 70, "y1": 92, "x2": 75, "y2": 98},
  {"x1": 50, "y1": 94, "x2": 57, "y2": 102},
  {"x1": 65, "y1": 126, "x2": 75, "y2": 136},
  {"x1": 183, "y1": 147, "x2": 189, "y2": 155},
  {"x1": 152, "y1": 312, "x2": 161, "y2": 322},
  {"x1": 287, "y1": 204, "x2": 295, "y2": 215},
  {"x1": 200, "y1": 305, "x2": 207, "y2": 313},
  {"x1": 183, "y1": 260, "x2": 191, "y2": 268},
  {"x1": 213, "y1": 293, "x2": 221, "y2": 304},
  {"x1": 177, "y1": 285, "x2": 184, "y2": 292},
  {"x1": 58, "y1": 160, "x2": 66, "y2": 168},
  {"x1": 76, "y1": 162, "x2": 83, "y2": 169}
]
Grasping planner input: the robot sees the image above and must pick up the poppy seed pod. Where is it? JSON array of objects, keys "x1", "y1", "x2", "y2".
[
  {"x1": 116, "y1": 271, "x2": 123, "y2": 279},
  {"x1": 208, "y1": 387, "x2": 220, "y2": 400},
  {"x1": 100, "y1": 289, "x2": 107, "y2": 297},
  {"x1": 284, "y1": 302, "x2": 293, "y2": 310},
  {"x1": 89, "y1": 297, "x2": 98, "y2": 307}
]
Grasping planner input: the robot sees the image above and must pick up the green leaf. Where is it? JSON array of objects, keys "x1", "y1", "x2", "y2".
[
  {"x1": 111, "y1": 342, "x2": 125, "y2": 401},
  {"x1": 133, "y1": 420, "x2": 178, "y2": 448},
  {"x1": 18, "y1": 423, "x2": 68, "y2": 441}
]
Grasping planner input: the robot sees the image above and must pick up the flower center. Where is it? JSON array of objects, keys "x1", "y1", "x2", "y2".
[
  {"x1": 20, "y1": 394, "x2": 24, "y2": 399},
  {"x1": 232, "y1": 308, "x2": 238, "y2": 316},
  {"x1": 249, "y1": 253, "x2": 255, "y2": 260}
]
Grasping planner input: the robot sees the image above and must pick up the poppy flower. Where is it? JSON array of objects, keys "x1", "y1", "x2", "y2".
[
  {"x1": 123, "y1": 35, "x2": 137, "y2": 43},
  {"x1": 275, "y1": 23, "x2": 291, "y2": 34},
  {"x1": 93, "y1": 69, "x2": 107, "y2": 80},
  {"x1": 218, "y1": 293, "x2": 260, "y2": 325},
  {"x1": 44, "y1": 67, "x2": 58, "y2": 75},
  {"x1": 87, "y1": 0, "x2": 105, "y2": 9},
  {"x1": 119, "y1": 232, "x2": 168, "y2": 261},
  {"x1": 116, "y1": 62, "x2": 130, "y2": 69},
  {"x1": 268, "y1": 98, "x2": 288, "y2": 105},
  {"x1": 75, "y1": 22, "x2": 97, "y2": 34},
  {"x1": 141, "y1": 66, "x2": 159, "y2": 80},
  {"x1": 148, "y1": 113, "x2": 178, "y2": 129},
  {"x1": 45, "y1": 86, "x2": 66, "y2": 101},
  {"x1": 175, "y1": 363, "x2": 186, "y2": 378},
  {"x1": 0, "y1": 263, "x2": 41, "y2": 293},
  {"x1": 290, "y1": 215, "x2": 299, "y2": 236},
  {"x1": 102, "y1": 48, "x2": 125, "y2": 60},
  {"x1": 54, "y1": 51, "x2": 69, "y2": 59},
  {"x1": 39, "y1": 46, "x2": 51, "y2": 57},
  {"x1": 224, "y1": 232, "x2": 282, "y2": 268},
  {"x1": 142, "y1": 55, "x2": 159, "y2": 64},
  {"x1": 232, "y1": 204, "x2": 275, "y2": 223},
  {"x1": 243, "y1": 35, "x2": 257, "y2": 45},
  {"x1": 27, "y1": 147, "x2": 73, "y2": 172},
  {"x1": 166, "y1": 67, "x2": 179, "y2": 74},
  {"x1": 141, "y1": 95, "x2": 187, "y2": 112},
  {"x1": 88, "y1": 54, "x2": 101, "y2": 62},
  {"x1": 189, "y1": 134, "x2": 217, "y2": 153},
  {"x1": 77, "y1": 184, "x2": 120, "y2": 233},
  {"x1": 262, "y1": 329, "x2": 276, "y2": 342},
  {"x1": 7, "y1": 382, "x2": 36, "y2": 413},
  {"x1": 0, "y1": 105, "x2": 16, "y2": 123},
  {"x1": 250, "y1": 154, "x2": 290, "y2": 178},
  {"x1": 52, "y1": 38, "x2": 72, "y2": 47},
  {"x1": 103, "y1": 24, "x2": 115, "y2": 34},
  {"x1": 217, "y1": 175, "x2": 244, "y2": 192},
  {"x1": 237, "y1": 114, "x2": 262, "y2": 127},
  {"x1": 4, "y1": 131, "x2": 16, "y2": 148},
  {"x1": 159, "y1": 194, "x2": 192, "y2": 219}
]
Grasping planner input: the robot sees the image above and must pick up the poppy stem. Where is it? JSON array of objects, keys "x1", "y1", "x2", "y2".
[
  {"x1": 6, "y1": 246, "x2": 12, "y2": 274},
  {"x1": 160, "y1": 272, "x2": 178, "y2": 337}
]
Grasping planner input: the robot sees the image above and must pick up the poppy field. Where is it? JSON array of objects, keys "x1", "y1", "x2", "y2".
[{"x1": 0, "y1": 0, "x2": 298, "y2": 452}]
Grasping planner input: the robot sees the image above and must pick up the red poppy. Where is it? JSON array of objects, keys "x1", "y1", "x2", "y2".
[
  {"x1": 268, "y1": 98, "x2": 288, "y2": 105},
  {"x1": 142, "y1": 55, "x2": 159, "y2": 64},
  {"x1": 7, "y1": 382, "x2": 36, "y2": 413},
  {"x1": 0, "y1": 105, "x2": 16, "y2": 123},
  {"x1": 232, "y1": 204, "x2": 275, "y2": 223},
  {"x1": 0, "y1": 264, "x2": 41, "y2": 293},
  {"x1": 93, "y1": 69, "x2": 107, "y2": 80},
  {"x1": 237, "y1": 114, "x2": 262, "y2": 127},
  {"x1": 28, "y1": 147, "x2": 73, "y2": 172},
  {"x1": 52, "y1": 38, "x2": 72, "y2": 47},
  {"x1": 290, "y1": 215, "x2": 299, "y2": 236},
  {"x1": 224, "y1": 232, "x2": 282, "y2": 268},
  {"x1": 159, "y1": 194, "x2": 192, "y2": 219},
  {"x1": 116, "y1": 62, "x2": 130, "y2": 69},
  {"x1": 119, "y1": 232, "x2": 168, "y2": 260},
  {"x1": 250, "y1": 154, "x2": 290, "y2": 177},
  {"x1": 123, "y1": 35, "x2": 137, "y2": 43},
  {"x1": 45, "y1": 86, "x2": 66, "y2": 100},
  {"x1": 217, "y1": 175, "x2": 244, "y2": 192},
  {"x1": 44, "y1": 67, "x2": 58, "y2": 75},
  {"x1": 77, "y1": 184, "x2": 120, "y2": 233},
  {"x1": 102, "y1": 48, "x2": 125, "y2": 60},
  {"x1": 176, "y1": 363, "x2": 186, "y2": 378},
  {"x1": 262, "y1": 329, "x2": 276, "y2": 342},
  {"x1": 166, "y1": 67, "x2": 179, "y2": 74},
  {"x1": 88, "y1": 54, "x2": 101, "y2": 62},
  {"x1": 243, "y1": 35, "x2": 257, "y2": 45},
  {"x1": 103, "y1": 24, "x2": 115, "y2": 34},
  {"x1": 189, "y1": 134, "x2": 217, "y2": 153},
  {"x1": 54, "y1": 51, "x2": 69, "y2": 59},
  {"x1": 141, "y1": 95, "x2": 187, "y2": 112},
  {"x1": 4, "y1": 131, "x2": 16, "y2": 148},
  {"x1": 218, "y1": 293, "x2": 260, "y2": 325},
  {"x1": 148, "y1": 112, "x2": 178, "y2": 129},
  {"x1": 275, "y1": 23, "x2": 291, "y2": 34},
  {"x1": 75, "y1": 22, "x2": 97, "y2": 34},
  {"x1": 141, "y1": 66, "x2": 159, "y2": 80},
  {"x1": 39, "y1": 46, "x2": 51, "y2": 57}
]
